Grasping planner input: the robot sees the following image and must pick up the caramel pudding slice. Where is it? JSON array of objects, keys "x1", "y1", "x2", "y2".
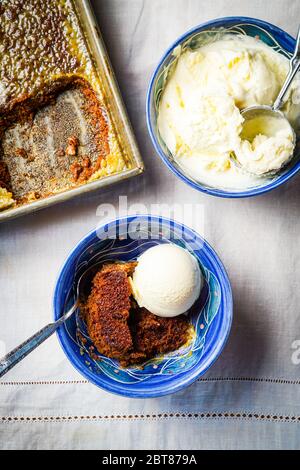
[{"x1": 83, "y1": 262, "x2": 191, "y2": 367}]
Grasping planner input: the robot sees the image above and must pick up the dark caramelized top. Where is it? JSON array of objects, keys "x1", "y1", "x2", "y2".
[
  {"x1": 0, "y1": 0, "x2": 93, "y2": 114},
  {"x1": 0, "y1": 0, "x2": 130, "y2": 211}
]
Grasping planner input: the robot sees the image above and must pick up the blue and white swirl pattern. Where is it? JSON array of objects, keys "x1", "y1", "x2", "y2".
[
  {"x1": 62, "y1": 222, "x2": 220, "y2": 384},
  {"x1": 54, "y1": 216, "x2": 232, "y2": 397}
]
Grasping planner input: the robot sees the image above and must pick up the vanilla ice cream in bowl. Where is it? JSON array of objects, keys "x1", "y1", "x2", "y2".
[{"x1": 147, "y1": 17, "x2": 300, "y2": 197}]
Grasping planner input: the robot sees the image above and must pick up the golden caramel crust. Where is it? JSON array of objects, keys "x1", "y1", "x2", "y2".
[
  {"x1": 0, "y1": 0, "x2": 92, "y2": 115},
  {"x1": 0, "y1": 0, "x2": 128, "y2": 211}
]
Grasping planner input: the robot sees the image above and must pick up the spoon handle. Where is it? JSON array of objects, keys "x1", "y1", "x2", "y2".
[
  {"x1": 0, "y1": 304, "x2": 77, "y2": 379},
  {"x1": 273, "y1": 27, "x2": 300, "y2": 110},
  {"x1": 0, "y1": 323, "x2": 59, "y2": 378}
]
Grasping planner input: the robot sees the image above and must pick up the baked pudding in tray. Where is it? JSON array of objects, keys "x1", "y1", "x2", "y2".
[{"x1": 0, "y1": 0, "x2": 143, "y2": 219}]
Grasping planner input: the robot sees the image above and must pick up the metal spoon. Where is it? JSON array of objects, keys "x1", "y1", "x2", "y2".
[
  {"x1": 231, "y1": 27, "x2": 300, "y2": 175},
  {"x1": 0, "y1": 262, "x2": 101, "y2": 379}
]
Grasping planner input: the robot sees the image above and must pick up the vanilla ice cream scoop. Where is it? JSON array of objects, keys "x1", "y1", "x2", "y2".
[
  {"x1": 234, "y1": 111, "x2": 295, "y2": 175},
  {"x1": 131, "y1": 244, "x2": 202, "y2": 318},
  {"x1": 231, "y1": 27, "x2": 300, "y2": 176}
]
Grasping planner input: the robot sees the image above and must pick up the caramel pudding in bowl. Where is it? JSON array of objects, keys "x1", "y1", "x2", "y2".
[
  {"x1": 82, "y1": 262, "x2": 192, "y2": 367},
  {"x1": 54, "y1": 215, "x2": 233, "y2": 397},
  {"x1": 0, "y1": 0, "x2": 139, "y2": 213}
]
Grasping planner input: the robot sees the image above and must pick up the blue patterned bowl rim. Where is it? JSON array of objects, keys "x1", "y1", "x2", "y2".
[
  {"x1": 146, "y1": 16, "x2": 299, "y2": 199},
  {"x1": 53, "y1": 215, "x2": 233, "y2": 398}
]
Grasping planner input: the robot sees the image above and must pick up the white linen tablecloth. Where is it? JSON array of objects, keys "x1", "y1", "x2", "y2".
[{"x1": 1, "y1": 0, "x2": 300, "y2": 450}]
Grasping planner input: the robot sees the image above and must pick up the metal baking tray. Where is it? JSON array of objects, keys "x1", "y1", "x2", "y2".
[{"x1": 0, "y1": 0, "x2": 144, "y2": 223}]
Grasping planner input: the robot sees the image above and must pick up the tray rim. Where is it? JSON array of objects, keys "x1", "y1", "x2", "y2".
[{"x1": 0, "y1": 0, "x2": 144, "y2": 224}]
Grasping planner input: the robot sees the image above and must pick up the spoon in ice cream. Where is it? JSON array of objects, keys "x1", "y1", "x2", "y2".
[
  {"x1": 231, "y1": 27, "x2": 300, "y2": 176},
  {"x1": 0, "y1": 262, "x2": 102, "y2": 379}
]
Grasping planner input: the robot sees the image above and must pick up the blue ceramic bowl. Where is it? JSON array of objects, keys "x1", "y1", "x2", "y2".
[
  {"x1": 53, "y1": 215, "x2": 232, "y2": 398},
  {"x1": 147, "y1": 17, "x2": 300, "y2": 198}
]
